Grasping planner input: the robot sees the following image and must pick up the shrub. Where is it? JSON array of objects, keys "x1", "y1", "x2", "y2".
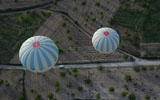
[
  {"x1": 58, "y1": 48, "x2": 63, "y2": 54},
  {"x1": 66, "y1": 48, "x2": 70, "y2": 52},
  {"x1": 149, "y1": 66, "x2": 154, "y2": 71},
  {"x1": 133, "y1": 66, "x2": 140, "y2": 72},
  {"x1": 14, "y1": 0, "x2": 18, "y2": 3},
  {"x1": 123, "y1": 54, "x2": 129, "y2": 59},
  {"x1": 125, "y1": 75, "x2": 132, "y2": 82},
  {"x1": 95, "y1": 93, "x2": 101, "y2": 99},
  {"x1": 155, "y1": 74, "x2": 159, "y2": 78},
  {"x1": 83, "y1": 77, "x2": 91, "y2": 84},
  {"x1": 121, "y1": 91, "x2": 128, "y2": 97},
  {"x1": 73, "y1": 73, "x2": 77, "y2": 77},
  {"x1": 128, "y1": 93, "x2": 136, "y2": 100},
  {"x1": 61, "y1": 22, "x2": 66, "y2": 27},
  {"x1": 95, "y1": 2, "x2": 100, "y2": 6},
  {"x1": 141, "y1": 66, "x2": 147, "y2": 71},
  {"x1": 66, "y1": 29, "x2": 70, "y2": 33},
  {"x1": 5, "y1": 82, "x2": 10, "y2": 87},
  {"x1": 59, "y1": 71, "x2": 66, "y2": 77},
  {"x1": 67, "y1": 82, "x2": 72, "y2": 88},
  {"x1": 30, "y1": 89, "x2": 34, "y2": 93},
  {"x1": 108, "y1": 87, "x2": 114, "y2": 92},
  {"x1": 48, "y1": 93, "x2": 53, "y2": 99},
  {"x1": 55, "y1": 87, "x2": 59, "y2": 92},
  {"x1": 35, "y1": 94, "x2": 41, "y2": 100},
  {"x1": 144, "y1": 95, "x2": 150, "y2": 100},
  {"x1": 72, "y1": 68, "x2": 77, "y2": 72},
  {"x1": 67, "y1": 35, "x2": 72, "y2": 40},
  {"x1": 53, "y1": 0, "x2": 57, "y2": 5},
  {"x1": 81, "y1": 1, "x2": 86, "y2": 5},
  {"x1": 97, "y1": 66, "x2": 103, "y2": 70},
  {"x1": 92, "y1": 17, "x2": 96, "y2": 21},
  {"x1": 18, "y1": 96, "x2": 24, "y2": 100},
  {"x1": 71, "y1": 92, "x2": 75, "y2": 97},
  {"x1": 0, "y1": 78, "x2": 3, "y2": 85},
  {"x1": 55, "y1": 40, "x2": 58, "y2": 44},
  {"x1": 77, "y1": 85, "x2": 83, "y2": 91},
  {"x1": 123, "y1": 84, "x2": 129, "y2": 90},
  {"x1": 55, "y1": 81, "x2": 59, "y2": 87}
]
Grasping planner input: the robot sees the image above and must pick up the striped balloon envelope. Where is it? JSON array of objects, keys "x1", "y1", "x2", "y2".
[
  {"x1": 19, "y1": 36, "x2": 59, "y2": 73},
  {"x1": 92, "y1": 27, "x2": 120, "y2": 54}
]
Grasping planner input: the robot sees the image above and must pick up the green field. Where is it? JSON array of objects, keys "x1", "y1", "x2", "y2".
[
  {"x1": 0, "y1": 10, "x2": 51, "y2": 64},
  {"x1": 111, "y1": 0, "x2": 160, "y2": 43}
]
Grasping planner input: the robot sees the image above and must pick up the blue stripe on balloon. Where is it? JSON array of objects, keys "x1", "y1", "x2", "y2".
[
  {"x1": 23, "y1": 49, "x2": 33, "y2": 68},
  {"x1": 37, "y1": 48, "x2": 44, "y2": 70},
  {"x1": 42, "y1": 40, "x2": 56, "y2": 45},
  {"x1": 30, "y1": 49, "x2": 35, "y2": 71},
  {"x1": 40, "y1": 37, "x2": 49, "y2": 41},
  {"x1": 20, "y1": 47, "x2": 32, "y2": 60},
  {"x1": 39, "y1": 48, "x2": 52, "y2": 67},
  {"x1": 111, "y1": 34, "x2": 119, "y2": 39},
  {"x1": 96, "y1": 39, "x2": 101, "y2": 49},
  {"x1": 110, "y1": 37, "x2": 115, "y2": 51},
  {"x1": 111, "y1": 36, "x2": 119, "y2": 46},
  {"x1": 41, "y1": 46, "x2": 57, "y2": 62},
  {"x1": 100, "y1": 38, "x2": 105, "y2": 51},
  {"x1": 41, "y1": 44, "x2": 58, "y2": 54},
  {"x1": 106, "y1": 38, "x2": 110, "y2": 52}
]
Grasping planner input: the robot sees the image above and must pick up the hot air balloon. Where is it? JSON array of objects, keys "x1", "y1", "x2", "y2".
[
  {"x1": 92, "y1": 27, "x2": 120, "y2": 54},
  {"x1": 19, "y1": 36, "x2": 59, "y2": 72}
]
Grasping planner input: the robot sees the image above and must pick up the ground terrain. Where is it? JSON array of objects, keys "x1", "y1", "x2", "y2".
[{"x1": 0, "y1": 66, "x2": 160, "y2": 100}]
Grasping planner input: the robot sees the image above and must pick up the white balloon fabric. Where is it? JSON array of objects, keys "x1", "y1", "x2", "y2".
[
  {"x1": 92, "y1": 27, "x2": 120, "y2": 54},
  {"x1": 19, "y1": 36, "x2": 59, "y2": 72}
]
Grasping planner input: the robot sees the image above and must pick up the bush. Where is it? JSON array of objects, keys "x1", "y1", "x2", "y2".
[
  {"x1": 55, "y1": 87, "x2": 59, "y2": 92},
  {"x1": 18, "y1": 96, "x2": 24, "y2": 100},
  {"x1": 77, "y1": 85, "x2": 83, "y2": 91},
  {"x1": 66, "y1": 48, "x2": 70, "y2": 52},
  {"x1": 141, "y1": 66, "x2": 147, "y2": 71},
  {"x1": 0, "y1": 78, "x2": 3, "y2": 85},
  {"x1": 61, "y1": 22, "x2": 66, "y2": 27},
  {"x1": 108, "y1": 87, "x2": 114, "y2": 92},
  {"x1": 121, "y1": 91, "x2": 128, "y2": 97},
  {"x1": 81, "y1": 1, "x2": 86, "y2": 5},
  {"x1": 67, "y1": 82, "x2": 72, "y2": 88},
  {"x1": 48, "y1": 93, "x2": 53, "y2": 99},
  {"x1": 128, "y1": 93, "x2": 136, "y2": 100},
  {"x1": 155, "y1": 74, "x2": 159, "y2": 78},
  {"x1": 83, "y1": 77, "x2": 91, "y2": 84},
  {"x1": 97, "y1": 66, "x2": 103, "y2": 70},
  {"x1": 71, "y1": 92, "x2": 75, "y2": 97},
  {"x1": 55, "y1": 81, "x2": 59, "y2": 87},
  {"x1": 73, "y1": 73, "x2": 77, "y2": 77},
  {"x1": 35, "y1": 94, "x2": 41, "y2": 100},
  {"x1": 13, "y1": 0, "x2": 18, "y2": 3},
  {"x1": 53, "y1": 0, "x2": 57, "y2": 5},
  {"x1": 58, "y1": 48, "x2": 63, "y2": 54},
  {"x1": 59, "y1": 71, "x2": 66, "y2": 77},
  {"x1": 95, "y1": 93, "x2": 101, "y2": 99},
  {"x1": 144, "y1": 95, "x2": 150, "y2": 100},
  {"x1": 30, "y1": 89, "x2": 34, "y2": 93},
  {"x1": 123, "y1": 84, "x2": 129, "y2": 90},
  {"x1": 67, "y1": 35, "x2": 72, "y2": 40},
  {"x1": 66, "y1": 29, "x2": 70, "y2": 33},
  {"x1": 149, "y1": 66, "x2": 154, "y2": 71},
  {"x1": 125, "y1": 75, "x2": 132, "y2": 82},
  {"x1": 72, "y1": 68, "x2": 77, "y2": 72},
  {"x1": 55, "y1": 40, "x2": 59, "y2": 44},
  {"x1": 5, "y1": 82, "x2": 10, "y2": 87},
  {"x1": 123, "y1": 54, "x2": 129, "y2": 59},
  {"x1": 133, "y1": 66, "x2": 140, "y2": 72},
  {"x1": 95, "y1": 2, "x2": 100, "y2": 6},
  {"x1": 92, "y1": 17, "x2": 96, "y2": 21}
]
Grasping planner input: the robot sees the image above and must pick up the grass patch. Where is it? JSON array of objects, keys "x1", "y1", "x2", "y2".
[{"x1": 0, "y1": 10, "x2": 51, "y2": 64}]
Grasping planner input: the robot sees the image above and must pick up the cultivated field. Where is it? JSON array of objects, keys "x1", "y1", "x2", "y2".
[
  {"x1": 0, "y1": 66, "x2": 160, "y2": 100},
  {"x1": 0, "y1": 0, "x2": 52, "y2": 11}
]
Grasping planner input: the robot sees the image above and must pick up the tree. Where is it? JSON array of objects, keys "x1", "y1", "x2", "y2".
[
  {"x1": 144, "y1": 95, "x2": 150, "y2": 100},
  {"x1": 59, "y1": 71, "x2": 66, "y2": 77},
  {"x1": 77, "y1": 85, "x2": 83, "y2": 91},
  {"x1": 95, "y1": 93, "x2": 101, "y2": 99},
  {"x1": 71, "y1": 92, "x2": 75, "y2": 97},
  {"x1": 108, "y1": 87, "x2": 114, "y2": 92},
  {"x1": 97, "y1": 66, "x2": 103, "y2": 70},
  {"x1": 133, "y1": 66, "x2": 140, "y2": 72},
  {"x1": 47, "y1": 93, "x2": 53, "y2": 99},
  {"x1": 128, "y1": 93, "x2": 136, "y2": 100},
  {"x1": 58, "y1": 48, "x2": 63, "y2": 54},
  {"x1": 72, "y1": 68, "x2": 77, "y2": 72},
  {"x1": 123, "y1": 54, "x2": 129, "y2": 59},
  {"x1": 83, "y1": 77, "x2": 91, "y2": 84},
  {"x1": 0, "y1": 78, "x2": 3, "y2": 85},
  {"x1": 35, "y1": 94, "x2": 41, "y2": 100},
  {"x1": 125, "y1": 75, "x2": 132, "y2": 82},
  {"x1": 95, "y1": 2, "x2": 100, "y2": 6},
  {"x1": 67, "y1": 35, "x2": 72, "y2": 40},
  {"x1": 55, "y1": 81, "x2": 59, "y2": 87},
  {"x1": 55, "y1": 87, "x2": 59, "y2": 92},
  {"x1": 121, "y1": 91, "x2": 127, "y2": 97},
  {"x1": 66, "y1": 82, "x2": 72, "y2": 88}
]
